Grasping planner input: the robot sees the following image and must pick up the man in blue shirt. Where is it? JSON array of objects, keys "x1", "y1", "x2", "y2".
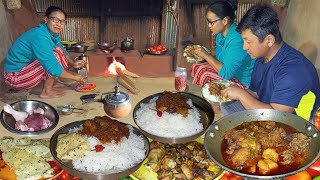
[{"x1": 222, "y1": 5, "x2": 320, "y2": 120}]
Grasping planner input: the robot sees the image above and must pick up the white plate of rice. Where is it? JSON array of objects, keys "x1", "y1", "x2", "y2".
[
  {"x1": 133, "y1": 92, "x2": 215, "y2": 144},
  {"x1": 50, "y1": 120, "x2": 150, "y2": 179},
  {"x1": 202, "y1": 80, "x2": 236, "y2": 104}
]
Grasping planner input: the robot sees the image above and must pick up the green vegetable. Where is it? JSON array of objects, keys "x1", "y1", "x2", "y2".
[
  {"x1": 313, "y1": 176, "x2": 320, "y2": 180},
  {"x1": 118, "y1": 176, "x2": 133, "y2": 180}
]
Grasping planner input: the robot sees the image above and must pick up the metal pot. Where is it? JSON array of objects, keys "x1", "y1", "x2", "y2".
[
  {"x1": 120, "y1": 37, "x2": 134, "y2": 52},
  {"x1": 98, "y1": 42, "x2": 117, "y2": 50},
  {"x1": 102, "y1": 86, "x2": 131, "y2": 119},
  {"x1": 204, "y1": 109, "x2": 320, "y2": 179},
  {"x1": 73, "y1": 45, "x2": 89, "y2": 53},
  {"x1": 79, "y1": 86, "x2": 131, "y2": 119},
  {"x1": 62, "y1": 41, "x2": 77, "y2": 51}
]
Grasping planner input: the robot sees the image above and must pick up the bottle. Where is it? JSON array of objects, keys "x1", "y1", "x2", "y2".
[{"x1": 175, "y1": 67, "x2": 187, "y2": 92}]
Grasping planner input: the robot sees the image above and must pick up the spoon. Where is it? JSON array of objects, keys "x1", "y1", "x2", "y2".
[{"x1": 57, "y1": 105, "x2": 84, "y2": 111}]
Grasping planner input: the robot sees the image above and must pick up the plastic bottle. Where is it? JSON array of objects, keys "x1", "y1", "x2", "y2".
[{"x1": 175, "y1": 67, "x2": 187, "y2": 92}]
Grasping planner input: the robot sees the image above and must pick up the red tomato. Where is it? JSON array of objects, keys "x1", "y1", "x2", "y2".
[
  {"x1": 220, "y1": 171, "x2": 243, "y2": 180},
  {"x1": 95, "y1": 145, "x2": 105, "y2": 152},
  {"x1": 47, "y1": 160, "x2": 61, "y2": 174},
  {"x1": 315, "y1": 121, "x2": 320, "y2": 131},
  {"x1": 306, "y1": 157, "x2": 320, "y2": 177},
  {"x1": 71, "y1": 176, "x2": 81, "y2": 180},
  {"x1": 284, "y1": 170, "x2": 312, "y2": 180},
  {"x1": 157, "y1": 111, "x2": 162, "y2": 117},
  {"x1": 59, "y1": 170, "x2": 70, "y2": 180}
]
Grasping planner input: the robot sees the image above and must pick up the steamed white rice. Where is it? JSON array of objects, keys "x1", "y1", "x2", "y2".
[
  {"x1": 71, "y1": 125, "x2": 146, "y2": 173},
  {"x1": 202, "y1": 82, "x2": 232, "y2": 103},
  {"x1": 135, "y1": 97, "x2": 203, "y2": 137}
]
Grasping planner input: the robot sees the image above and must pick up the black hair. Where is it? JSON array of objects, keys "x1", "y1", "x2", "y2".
[
  {"x1": 45, "y1": 6, "x2": 67, "y2": 19},
  {"x1": 206, "y1": 0, "x2": 238, "y2": 23},
  {"x1": 237, "y1": 5, "x2": 282, "y2": 43}
]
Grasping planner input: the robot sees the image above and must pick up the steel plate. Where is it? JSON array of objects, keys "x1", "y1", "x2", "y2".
[
  {"x1": 133, "y1": 92, "x2": 215, "y2": 144},
  {"x1": 145, "y1": 50, "x2": 167, "y2": 55},
  {"x1": 50, "y1": 120, "x2": 150, "y2": 180},
  {"x1": 204, "y1": 109, "x2": 320, "y2": 180},
  {"x1": 183, "y1": 45, "x2": 210, "y2": 64},
  {"x1": 0, "y1": 100, "x2": 59, "y2": 136}
]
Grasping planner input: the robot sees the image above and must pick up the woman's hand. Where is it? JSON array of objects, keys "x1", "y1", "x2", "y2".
[
  {"x1": 74, "y1": 74, "x2": 85, "y2": 84},
  {"x1": 72, "y1": 60, "x2": 86, "y2": 69},
  {"x1": 193, "y1": 47, "x2": 210, "y2": 59}
]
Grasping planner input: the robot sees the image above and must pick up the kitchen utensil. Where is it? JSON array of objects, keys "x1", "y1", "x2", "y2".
[
  {"x1": 133, "y1": 92, "x2": 215, "y2": 144},
  {"x1": 145, "y1": 49, "x2": 167, "y2": 55},
  {"x1": 183, "y1": 44, "x2": 210, "y2": 64},
  {"x1": 0, "y1": 100, "x2": 59, "y2": 136},
  {"x1": 50, "y1": 120, "x2": 150, "y2": 180},
  {"x1": 79, "y1": 86, "x2": 131, "y2": 119},
  {"x1": 57, "y1": 105, "x2": 84, "y2": 111},
  {"x1": 60, "y1": 107, "x2": 73, "y2": 115},
  {"x1": 98, "y1": 42, "x2": 117, "y2": 51},
  {"x1": 120, "y1": 37, "x2": 134, "y2": 52},
  {"x1": 74, "y1": 54, "x2": 89, "y2": 83},
  {"x1": 204, "y1": 109, "x2": 320, "y2": 179},
  {"x1": 73, "y1": 44, "x2": 89, "y2": 53},
  {"x1": 81, "y1": 42, "x2": 95, "y2": 51},
  {"x1": 61, "y1": 41, "x2": 77, "y2": 51}
]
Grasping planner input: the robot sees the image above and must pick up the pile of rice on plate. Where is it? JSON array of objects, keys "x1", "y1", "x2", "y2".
[
  {"x1": 135, "y1": 97, "x2": 203, "y2": 138},
  {"x1": 65, "y1": 125, "x2": 146, "y2": 173},
  {"x1": 202, "y1": 80, "x2": 235, "y2": 103}
]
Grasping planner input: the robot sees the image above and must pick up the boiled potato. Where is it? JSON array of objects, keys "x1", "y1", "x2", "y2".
[{"x1": 262, "y1": 148, "x2": 279, "y2": 162}]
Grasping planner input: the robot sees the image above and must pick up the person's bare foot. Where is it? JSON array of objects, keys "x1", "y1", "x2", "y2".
[
  {"x1": 53, "y1": 81, "x2": 66, "y2": 88},
  {"x1": 39, "y1": 88, "x2": 66, "y2": 99}
]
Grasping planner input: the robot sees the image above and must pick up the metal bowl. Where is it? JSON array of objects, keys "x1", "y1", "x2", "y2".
[
  {"x1": 202, "y1": 80, "x2": 236, "y2": 105},
  {"x1": 0, "y1": 100, "x2": 59, "y2": 136},
  {"x1": 50, "y1": 120, "x2": 150, "y2": 180},
  {"x1": 98, "y1": 42, "x2": 117, "y2": 50},
  {"x1": 204, "y1": 109, "x2": 320, "y2": 179},
  {"x1": 133, "y1": 92, "x2": 215, "y2": 144},
  {"x1": 60, "y1": 105, "x2": 74, "y2": 115},
  {"x1": 62, "y1": 41, "x2": 77, "y2": 51},
  {"x1": 145, "y1": 50, "x2": 167, "y2": 55},
  {"x1": 73, "y1": 45, "x2": 89, "y2": 53}
]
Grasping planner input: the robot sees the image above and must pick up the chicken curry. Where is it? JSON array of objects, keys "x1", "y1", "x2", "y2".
[{"x1": 222, "y1": 121, "x2": 311, "y2": 175}]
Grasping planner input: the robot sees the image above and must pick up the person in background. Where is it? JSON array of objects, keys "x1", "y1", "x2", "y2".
[
  {"x1": 4, "y1": 6, "x2": 85, "y2": 99},
  {"x1": 191, "y1": 0, "x2": 255, "y2": 88},
  {"x1": 222, "y1": 5, "x2": 320, "y2": 119}
]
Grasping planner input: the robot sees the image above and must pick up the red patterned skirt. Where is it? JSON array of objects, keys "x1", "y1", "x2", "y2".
[
  {"x1": 191, "y1": 62, "x2": 247, "y2": 89},
  {"x1": 4, "y1": 46, "x2": 68, "y2": 90}
]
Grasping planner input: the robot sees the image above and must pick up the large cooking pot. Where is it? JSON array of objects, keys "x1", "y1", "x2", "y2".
[{"x1": 204, "y1": 109, "x2": 320, "y2": 180}]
